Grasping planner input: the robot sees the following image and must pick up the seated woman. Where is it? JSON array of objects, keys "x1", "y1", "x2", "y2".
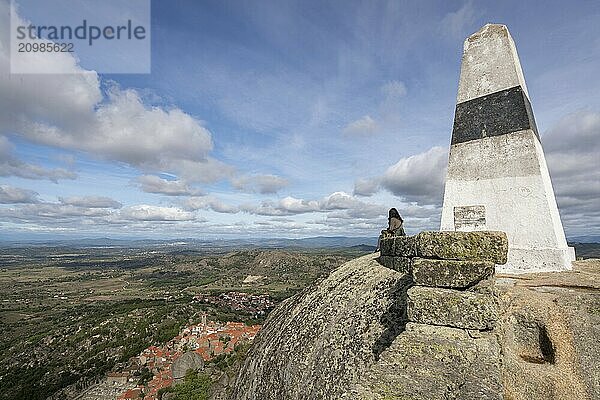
[{"x1": 375, "y1": 208, "x2": 405, "y2": 252}]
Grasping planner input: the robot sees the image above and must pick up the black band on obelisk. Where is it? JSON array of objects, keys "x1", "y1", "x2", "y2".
[{"x1": 451, "y1": 85, "x2": 539, "y2": 145}]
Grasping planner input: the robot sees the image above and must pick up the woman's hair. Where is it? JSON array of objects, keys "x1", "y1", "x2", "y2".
[{"x1": 388, "y1": 208, "x2": 403, "y2": 223}]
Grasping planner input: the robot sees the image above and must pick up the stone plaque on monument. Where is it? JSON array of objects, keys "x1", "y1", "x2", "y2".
[{"x1": 454, "y1": 205, "x2": 486, "y2": 231}]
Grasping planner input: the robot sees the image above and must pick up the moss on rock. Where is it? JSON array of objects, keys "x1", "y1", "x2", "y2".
[
  {"x1": 407, "y1": 286, "x2": 498, "y2": 330},
  {"x1": 415, "y1": 231, "x2": 508, "y2": 264},
  {"x1": 411, "y1": 258, "x2": 494, "y2": 289}
]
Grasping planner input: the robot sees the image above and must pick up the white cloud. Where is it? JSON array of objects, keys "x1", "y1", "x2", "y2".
[
  {"x1": 242, "y1": 196, "x2": 320, "y2": 216},
  {"x1": 231, "y1": 174, "x2": 289, "y2": 194},
  {"x1": 174, "y1": 158, "x2": 236, "y2": 184},
  {"x1": 137, "y1": 175, "x2": 202, "y2": 196},
  {"x1": 184, "y1": 196, "x2": 239, "y2": 214},
  {"x1": 59, "y1": 196, "x2": 122, "y2": 209},
  {"x1": 354, "y1": 146, "x2": 448, "y2": 206},
  {"x1": 240, "y1": 191, "x2": 388, "y2": 220},
  {"x1": 544, "y1": 111, "x2": 600, "y2": 156},
  {"x1": 0, "y1": 4, "x2": 231, "y2": 185},
  {"x1": 543, "y1": 110, "x2": 600, "y2": 235},
  {"x1": 320, "y1": 191, "x2": 363, "y2": 210},
  {"x1": 20, "y1": 87, "x2": 217, "y2": 177},
  {"x1": 0, "y1": 185, "x2": 39, "y2": 204},
  {"x1": 380, "y1": 146, "x2": 448, "y2": 205},
  {"x1": 0, "y1": 136, "x2": 77, "y2": 182},
  {"x1": 0, "y1": 3, "x2": 101, "y2": 130},
  {"x1": 353, "y1": 177, "x2": 381, "y2": 197},
  {"x1": 2, "y1": 203, "x2": 114, "y2": 219},
  {"x1": 310, "y1": 201, "x2": 441, "y2": 235},
  {"x1": 0, "y1": 196, "x2": 200, "y2": 230},
  {"x1": 342, "y1": 115, "x2": 378, "y2": 137},
  {"x1": 119, "y1": 205, "x2": 196, "y2": 222},
  {"x1": 440, "y1": 0, "x2": 478, "y2": 40},
  {"x1": 280, "y1": 196, "x2": 321, "y2": 213}
]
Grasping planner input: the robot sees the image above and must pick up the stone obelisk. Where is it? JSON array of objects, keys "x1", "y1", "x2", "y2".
[{"x1": 440, "y1": 24, "x2": 575, "y2": 272}]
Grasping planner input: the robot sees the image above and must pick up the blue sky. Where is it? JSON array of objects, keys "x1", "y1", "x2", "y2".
[{"x1": 1, "y1": 0, "x2": 599, "y2": 240}]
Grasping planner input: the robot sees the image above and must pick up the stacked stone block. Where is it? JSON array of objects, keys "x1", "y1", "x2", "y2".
[{"x1": 379, "y1": 231, "x2": 508, "y2": 330}]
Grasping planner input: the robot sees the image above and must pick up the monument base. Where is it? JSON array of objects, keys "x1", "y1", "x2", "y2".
[{"x1": 496, "y1": 246, "x2": 575, "y2": 274}]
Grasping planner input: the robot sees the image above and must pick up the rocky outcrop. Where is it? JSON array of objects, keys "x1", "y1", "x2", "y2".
[
  {"x1": 411, "y1": 258, "x2": 494, "y2": 288},
  {"x1": 350, "y1": 323, "x2": 503, "y2": 400},
  {"x1": 231, "y1": 231, "x2": 600, "y2": 400},
  {"x1": 172, "y1": 351, "x2": 204, "y2": 383},
  {"x1": 407, "y1": 286, "x2": 498, "y2": 330},
  {"x1": 231, "y1": 254, "x2": 411, "y2": 400},
  {"x1": 497, "y1": 263, "x2": 600, "y2": 400}
]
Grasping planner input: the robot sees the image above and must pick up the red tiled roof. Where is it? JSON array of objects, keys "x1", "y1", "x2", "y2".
[{"x1": 118, "y1": 388, "x2": 142, "y2": 400}]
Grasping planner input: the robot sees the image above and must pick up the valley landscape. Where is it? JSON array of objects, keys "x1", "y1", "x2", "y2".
[{"x1": 0, "y1": 238, "x2": 372, "y2": 400}]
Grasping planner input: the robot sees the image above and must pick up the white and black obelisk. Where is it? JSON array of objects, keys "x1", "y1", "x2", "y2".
[{"x1": 440, "y1": 24, "x2": 575, "y2": 272}]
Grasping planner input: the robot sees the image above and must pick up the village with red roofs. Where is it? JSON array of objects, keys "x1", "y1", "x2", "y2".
[
  {"x1": 76, "y1": 315, "x2": 261, "y2": 400},
  {"x1": 119, "y1": 316, "x2": 260, "y2": 400}
]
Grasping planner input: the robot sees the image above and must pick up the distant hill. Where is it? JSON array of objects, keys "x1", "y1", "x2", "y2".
[
  {"x1": 572, "y1": 242, "x2": 600, "y2": 259},
  {"x1": 2, "y1": 236, "x2": 593, "y2": 258},
  {"x1": 570, "y1": 235, "x2": 600, "y2": 243},
  {"x1": 349, "y1": 244, "x2": 377, "y2": 252},
  {"x1": 0, "y1": 236, "x2": 377, "y2": 250}
]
